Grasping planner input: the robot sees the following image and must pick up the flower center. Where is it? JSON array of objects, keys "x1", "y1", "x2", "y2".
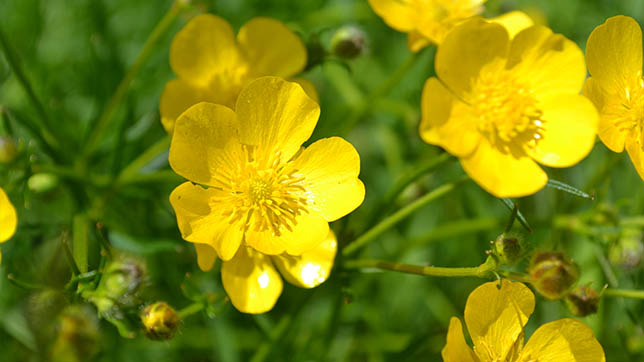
[
  {"x1": 471, "y1": 66, "x2": 545, "y2": 153},
  {"x1": 608, "y1": 76, "x2": 644, "y2": 151}
]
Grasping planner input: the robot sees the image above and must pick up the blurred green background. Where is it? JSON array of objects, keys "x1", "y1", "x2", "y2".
[{"x1": 1, "y1": 0, "x2": 644, "y2": 361}]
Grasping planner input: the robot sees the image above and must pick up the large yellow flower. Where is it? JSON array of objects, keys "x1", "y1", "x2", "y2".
[
  {"x1": 419, "y1": 19, "x2": 598, "y2": 197},
  {"x1": 0, "y1": 187, "x2": 17, "y2": 263},
  {"x1": 168, "y1": 76, "x2": 365, "y2": 313},
  {"x1": 443, "y1": 280, "x2": 605, "y2": 362},
  {"x1": 160, "y1": 14, "x2": 312, "y2": 133},
  {"x1": 368, "y1": 0, "x2": 534, "y2": 51},
  {"x1": 584, "y1": 16, "x2": 644, "y2": 181}
]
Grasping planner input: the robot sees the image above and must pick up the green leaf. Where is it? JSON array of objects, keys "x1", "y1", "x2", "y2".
[{"x1": 546, "y1": 179, "x2": 594, "y2": 200}]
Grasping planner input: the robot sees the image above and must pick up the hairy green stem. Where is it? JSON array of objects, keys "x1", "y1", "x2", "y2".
[
  {"x1": 178, "y1": 302, "x2": 205, "y2": 319},
  {"x1": 343, "y1": 256, "x2": 497, "y2": 278},
  {"x1": 604, "y1": 289, "x2": 644, "y2": 299}
]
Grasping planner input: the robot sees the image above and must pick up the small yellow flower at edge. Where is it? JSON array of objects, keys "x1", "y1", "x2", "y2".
[
  {"x1": 367, "y1": 0, "x2": 534, "y2": 51},
  {"x1": 160, "y1": 14, "x2": 316, "y2": 134},
  {"x1": 584, "y1": 15, "x2": 644, "y2": 181},
  {"x1": 0, "y1": 187, "x2": 18, "y2": 264},
  {"x1": 420, "y1": 19, "x2": 599, "y2": 198},
  {"x1": 168, "y1": 76, "x2": 365, "y2": 313},
  {"x1": 442, "y1": 280, "x2": 605, "y2": 362}
]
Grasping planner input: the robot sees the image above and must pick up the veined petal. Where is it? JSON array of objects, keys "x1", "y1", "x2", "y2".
[
  {"x1": 245, "y1": 212, "x2": 329, "y2": 256},
  {"x1": 490, "y1": 11, "x2": 534, "y2": 39},
  {"x1": 170, "y1": 14, "x2": 241, "y2": 86},
  {"x1": 290, "y1": 77, "x2": 319, "y2": 103},
  {"x1": 0, "y1": 187, "x2": 17, "y2": 243},
  {"x1": 626, "y1": 136, "x2": 644, "y2": 181},
  {"x1": 169, "y1": 182, "x2": 243, "y2": 261},
  {"x1": 441, "y1": 317, "x2": 478, "y2": 362},
  {"x1": 586, "y1": 16, "x2": 643, "y2": 89},
  {"x1": 271, "y1": 230, "x2": 337, "y2": 288},
  {"x1": 460, "y1": 139, "x2": 548, "y2": 198},
  {"x1": 407, "y1": 30, "x2": 431, "y2": 52},
  {"x1": 528, "y1": 94, "x2": 598, "y2": 168},
  {"x1": 292, "y1": 137, "x2": 365, "y2": 222},
  {"x1": 464, "y1": 280, "x2": 535, "y2": 361},
  {"x1": 368, "y1": 0, "x2": 416, "y2": 32},
  {"x1": 436, "y1": 18, "x2": 509, "y2": 96},
  {"x1": 419, "y1": 77, "x2": 481, "y2": 157},
  {"x1": 194, "y1": 243, "x2": 217, "y2": 272},
  {"x1": 221, "y1": 246, "x2": 283, "y2": 314},
  {"x1": 583, "y1": 78, "x2": 627, "y2": 153},
  {"x1": 238, "y1": 18, "x2": 307, "y2": 78},
  {"x1": 159, "y1": 78, "x2": 218, "y2": 134},
  {"x1": 519, "y1": 318, "x2": 605, "y2": 362},
  {"x1": 169, "y1": 102, "x2": 238, "y2": 187},
  {"x1": 235, "y1": 77, "x2": 320, "y2": 163}
]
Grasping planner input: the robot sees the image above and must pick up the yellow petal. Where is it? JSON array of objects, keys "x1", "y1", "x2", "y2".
[
  {"x1": 586, "y1": 16, "x2": 643, "y2": 89},
  {"x1": 419, "y1": 77, "x2": 481, "y2": 157},
  {"x1": 245, "y1": 212, "x2": 329, "y2": 256},
  {"x1": 169, "y1": 102, "x2": 238, "y2": 187},
  {"x1": 460, "y1": 139, "x2": 548, "y2": 198},
  {"x1": 368, "y1": 0, "x2": 416, "y2": 32},
  {"x1": 528, "y1": 94, "x2": 598, "y2": 167},
  {"x1": 519, "y1": 318, "x2": 605, "y2": 362},
  {"x1": 169, "y1": 14, "x2": 241, "y2": 86},
  {"x1": 221, "y1": 246, "x2": 283, "y2": 314},
  {"x1": 626, "y1": 136, "x2": 644, "y2": 181},
  {"x1": 169, "y1": 182, "x2": 243, "y2": 261},
  {"x1": 238, "y1": 18, "x2": 306, "y2": 78},
  {"x1": 441, "y1": 317, "x2": 478, "y2": 362},
  {"x1": 271, "y1": 230, "x2": 337, "y2": 288},
  {"x1": 292, "y1": 137, "x2": 365, "y2": 222},
  {"x1": 465, "y1": 280, "x2": 535, "y2": 361},
  {"x1": 407, "y1": 31, "x2": 431, "y2": 52},
  {"x1": 436, "y1": 18, "x2": 509, "y2": 96},
  {"x1": 159, "y1": 78, "x2": 218, "y2": 134},
  {"x1": 235, "y1": 77, "x2": 320, "y2": 163},
  {"x1": 490, "y1": 11, "x2": 534, "y2": 39},
  {"x1": 0, "y1": 187, "x2": 17, "y2": 243},
  {"x1": 583, "y1": 78, "x2": 627, "y2": 153},
  {"x1": 508, "y1": 26, "x2": 586, "y2": 99},
  {"x1": 194, "y1": 243, "x2": 217, "y2": 272},
  {"x1": 290, "y1": 77, "x2": 319, "y2": 103}
]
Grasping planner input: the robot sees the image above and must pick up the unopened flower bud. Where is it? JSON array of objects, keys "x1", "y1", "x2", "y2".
[
  {"x1": 565, "y1": 285, "x2": 600, "y2": 317},
  {"x1": 0, "y1": 137, "x2": 17, "y2": 163},
  {"x1": 27, "y1": 173, "x2": 59, "y2": 193},
  {"x1": 330, "y1": 25, "x2": 366, "y2": 59},
  {"x1": 90, "y1": 257, "x2": 145, "y2": 315},
  {"x1": 493, "y1": 232, "x2": 524, "y2": 265},
  {"x1": 529, "y1": 251, "x2": 579, "y2": 300},
  {"x1": 141, "y1": 302, "x2": 180, "y2": 341},
  {"x1": 51, "y1": 305, "x2": 100, "y2": 362},
  {"x1": 609, "y1": 228, "x2": 643, "y2": 269}
]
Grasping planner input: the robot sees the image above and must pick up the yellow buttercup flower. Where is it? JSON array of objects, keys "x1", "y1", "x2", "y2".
[
  {"x1": 0, "y1": 187, "x2": 18, "y2": 263},
  {"x1": 168, "y1": 76, "x2": 364, "y2": 313},
  {"x1": 442, "y1": 280, "x2": 605, "y2": 362},
  {"x1": 160, "y1": 14, "x2": 314, "y2": 133},
  {"x1": 420, "y1": 19, "x2": 598, "y2": 197},
  {"x1": 584, "y1": 16, "x2": 644, "y2": 181},
  {"x1": 368, "y1": 0, "x2": 534, "y2": 51}
]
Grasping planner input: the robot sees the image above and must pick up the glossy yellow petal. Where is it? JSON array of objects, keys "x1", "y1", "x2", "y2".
[
  {"x1": 235, "y1": 77, "x2": 320, "y2": 163},
  {"x1": 528, "y1": 94, "x2": 598, "y2": 168},
  {"x1": 436, "y1": 18, "x2": 509, "y2": 96},
  {"x1": 626, "y1": 136, "x2": 644, "y2": 181},
  {"x1": 583, "y1": 78, "x2": 627, "y2": 153},
  {"x1": 169, "y1": 182, "x2": 243, "y2": 261},
  {"x1": 169, "y1": 102, "x2": 238, "y2": 186},
  {"x1": 245, "y1": 212, "x2": 329, "y2": 256},
  {"x1": 508, "y1": 26, "x2": 586, "y2": 99},
  {"x1": 238, "y1": 18, "x2": 306, "y2": 78},
  {"x1": 221, "y1": 246, "x2": 283, "y2": 314},
  {"x1": 519, "y1": 318, "x2": 605, "y2": 362},
  {"x1": 368, "y1": 0, "x2": 416, "y2": 32},
  {"x1": 465, "y1": 280, "x2": 535, "y2": 361},
  {"x1": 292, "y1": 137, "x2": 364, "y2": 222},
  {"x1": 419, "y1": 77, "x2": 481, "y2": 157},
  {"x1": 490, "y1": 11, "x2": 534, "y2": 39},
  {"x1": 272, "y1": 230, "x2": 336, "y2": 288},
  {"x1": 290, "y1": 77, "x2": 319, "y2": 103},
  {"x1": 169, "y1": 14, "x2": 241, "y2": 86},
  {"x1": 194, "y1": 243, "x2": 217, "y2": 272},
  {"x1": 441, "y1": 317, "x2": 478, "y2": 362},
  {"x1": 159, "y1": 78, "x2": 218, "y2": 134},
  {"x1": 407, "y1": 31, "x2": 431, "y2": 52},
  {"x1": 586, "y1": 16, "x2": 643, "y2": 89},
  {"x1": 0, "y1": 187, "x2": 17, "y2": 243},
  {"x1": 460, "y1": 139, "x2": 548, "y2": 198}
]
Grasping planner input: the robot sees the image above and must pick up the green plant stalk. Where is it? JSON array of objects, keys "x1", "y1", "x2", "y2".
[
  {"x1": 81, "y1": 1, "x2": 186, "y2": 159},
  {"x1": 342, "y1": 176, "x2": 468, "y2": 256},
  {"x1": 604, "y1": 289, "x2": 644, "y2": 299},
  {"x1": 249, "y1": 315, "x2": 293, "y2": 362},
  {"x1": 115, "y1": 135, "x2": 171, "y2": 185},
  {"x1": 343, "y1": 256, "x2": 497, "y2": 278},
  {"x1": 73, "y1": 214, "x2": 90, "y2": 273},
  {"x1": 178, "y1": 302, "x2": 205, "y2": 319}
]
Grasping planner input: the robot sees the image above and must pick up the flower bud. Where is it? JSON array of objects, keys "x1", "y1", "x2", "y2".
[
  {"x1": 529, "y1": 251, "x2": 579, "y2": 300},
  {"x1": 493, "y1": 232, "x2": 524, "y2": 265},
  {"x1": 90, "y1": 257, "x2": 145, "y2": 315},
  {"x1": 27, "y1": 173, "x2": 59, "y2": 193},
  {"x1": 51, "y1": 305, "x2": 100, "y2": 362},
  {"x1": 0, "y1": 137, "x2": 17, "y2": 163},
  {"x1": 609, "y1": 228, "x2": 643, "y2": 269},
  {"x1": 140, "y1": 302, "x2": 180, "y2": 341},
  {"x1": 565, "y1": 285, "x2": 600, "y2": 317},
  {"x1": 330, "y1": 25, "x2": 366, "y2": 59}
]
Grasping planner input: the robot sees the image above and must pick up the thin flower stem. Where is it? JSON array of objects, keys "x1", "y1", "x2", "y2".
[
  {"x1": 249, "y1": 315, "x2": 293, "y2": 362},
  {"x1": 7, "y1": 274, "x2": 43, "y2": 290},
  {"x1": 604, "y1": 289, "x2": 644, "y2": 300},
  {"x1": 342, "y1": 176, "x2": 468, "y2": 256},
  {"x1": 73, "y1": 213, "x2": 90, "y2": 274},
  {"x1": 114, "y1": 135, "x2": 171, "y2": 186},
  {"x1": 81, "y1": 1, "x2": 186, "y2": 159},
  {"x1": 177, "y1": 302, "x2": 205, "y2": 319},
  {"x1": 343, "y1": 256, "x2": 498, "y2": 278}
]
